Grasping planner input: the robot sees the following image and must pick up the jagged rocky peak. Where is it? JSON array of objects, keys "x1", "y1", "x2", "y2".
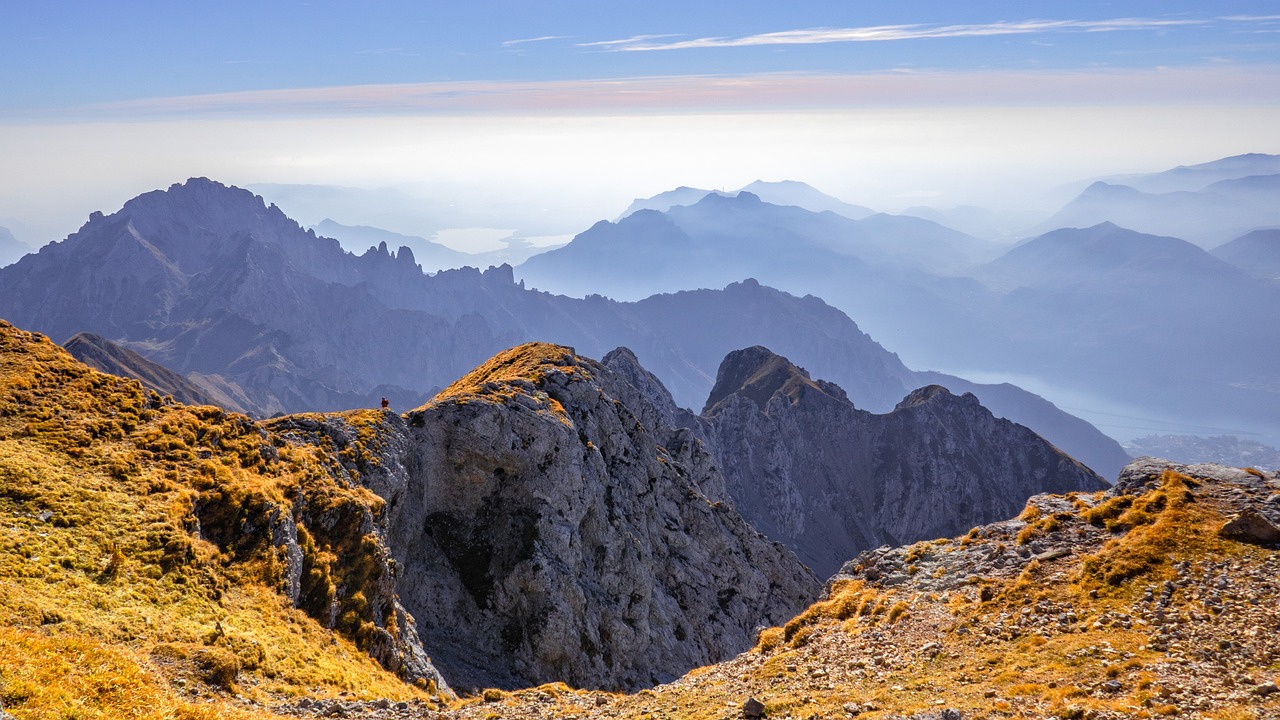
[
  {"x1": 700, "y1": 345, "x2": 1108, "y2": 577},
  {"x1": 703, "y1": 345, "x2": 847, "y2": 414},
  {"x1": 373, "y1": 342, "x2": 820, "y2": 691},
  {"x1": 56, "y1": 177, "x2": 348, "y2": 282}
]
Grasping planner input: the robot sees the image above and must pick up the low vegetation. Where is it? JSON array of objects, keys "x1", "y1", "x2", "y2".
[
  {"x1": 0, "y1": 321, "x2": 430, "y2": 718},
  {"x1": 3, "y1": 319, "x2": 1278, "y2": 720}
]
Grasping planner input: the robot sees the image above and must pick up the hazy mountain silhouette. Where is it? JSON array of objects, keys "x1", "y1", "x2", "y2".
[
  {"x1": 618, "y1": 186, "x2": 725, "y2": 218},
  {"x1": 619, "y1": 180, "x2": 874, "y2": 221},
  {"x1": 519, "y1": 166, "x2": 1280, "y2": 456},
  {"x1": 899, "y1": 204, "x2": 1013, "y2": 241},
  {"x1": 737, "y1": 180, "x2": 875, "y2": 219},
  {"x1": 0, "y1": 226, "x2": 32, "y2": 268},
  {"x1": 1035, "y1": 175, "x2": 1280, "y2": 248},
  {"x1": 0, "y1": 178, "x2": 1127, "y2": 479},
  {"x1": 525, "y1": 191, "x2": 994, "y2": 300},
  {"x1": 311, "y1": 219, "x2": 472, "y2": 269},
  {"x1": 972, "y1": 222, "x2": 1280, "y2": 446},
  {"x1": 518, "y1": 189, "x2": 1006, "y2": 389},
  {"x1": 1212, "y1": 228, "x2": 1280, "y2": 280},
  {"x1": 1104, "y1": 153, "x2": 1280, "y2": 194}
]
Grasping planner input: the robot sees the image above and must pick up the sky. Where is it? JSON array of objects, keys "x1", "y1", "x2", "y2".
[{"x1": 2, "y1": 1, "x2": 1279, "y2": 244}]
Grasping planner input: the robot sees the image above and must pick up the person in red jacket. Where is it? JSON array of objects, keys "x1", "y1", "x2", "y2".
[{"x1": 380, "y1": 397, "x2": 389, "y2": 409}]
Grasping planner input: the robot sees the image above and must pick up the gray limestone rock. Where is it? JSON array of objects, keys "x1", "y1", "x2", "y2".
[
  {"x1": 700, "y1": 347, "x2": 1108, "y2": 577},
  {"x1": 284, "y1": 344, "x2": 819, "y2": 693},
  {"x1": 391, "y1": 343, "x2": 819, "y2": 691},
  {"x1": 1219, "y1": 508, "x2": 1280, "y2": 546}
]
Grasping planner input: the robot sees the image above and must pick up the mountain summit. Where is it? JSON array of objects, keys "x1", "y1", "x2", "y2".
[{"x1": 698, "y1": 347, "x2": 1107, "y2": 575}]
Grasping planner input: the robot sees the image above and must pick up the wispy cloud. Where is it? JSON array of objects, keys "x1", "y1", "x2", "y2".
[
  {"x1": 70, "y1": 66, "x2": 1280, "y2": 120},
  {"x1": 583, "y1": 18, "x2": 1207, "y2": 52},
  {"x1": 576, "y1": 34, "x2": 681, "y2": 49},
  {"x1": 502, "y1": 35, "x2": 571, "y2": 48},
  {"x1": 1218, "y1": 15, "x2": 1280, "y2": 22}
]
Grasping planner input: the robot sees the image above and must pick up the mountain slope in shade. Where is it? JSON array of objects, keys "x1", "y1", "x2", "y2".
[
  {"x1": 911, "y1": 370, "x2": 1133, "y2": 481},
  {"x1": 460, "y1": 460, "x2": 1280, "y2": 720},
  {"x1": 1212, "y1": 228, "x2": 1280, "y2": 279},
  {"x1": 62, "y1": 332, "x2": 228, "y2": 410},
  {"x1": 695, "y1": 347, "x2": 1107, "y2": 576}
]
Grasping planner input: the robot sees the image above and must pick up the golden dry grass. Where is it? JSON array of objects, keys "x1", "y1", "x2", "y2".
[{"x1": 0, "y1": 321, "x2": 428, "y2": 717}]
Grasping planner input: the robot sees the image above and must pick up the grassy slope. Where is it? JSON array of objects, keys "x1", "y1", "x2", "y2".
[{"x1": 0, "y1": 320, "x2": 430, "y2": 719}]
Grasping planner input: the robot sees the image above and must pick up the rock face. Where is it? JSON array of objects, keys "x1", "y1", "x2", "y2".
[
  {"x1": 699, "y1": 347, "x2": 1109, "y2": 577},
  {"x1": 397, "y1": 344, "x2": 818, "y2": 690},
  {"x1": 287, "y1": 343, "x2": 819, "y2": 692}
]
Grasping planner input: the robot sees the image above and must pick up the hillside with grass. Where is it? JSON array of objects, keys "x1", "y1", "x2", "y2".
[{"x1": 0, "y1": 319, "x2": 448, "y2": 719}]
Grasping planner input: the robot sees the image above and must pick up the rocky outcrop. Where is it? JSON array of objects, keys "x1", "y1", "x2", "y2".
[
  {"x1": 180, "y1": 410, "x2": 449, "y2": 695},
  {"x1": 278, "y1": 344, "x2": 818, "y2": 692},
  {"x1": 700, "y1": 347, "x2": 1108, "y2": 577},
  {"x1": 392, "y1": 343, "x2": 818, "y2": 691}
]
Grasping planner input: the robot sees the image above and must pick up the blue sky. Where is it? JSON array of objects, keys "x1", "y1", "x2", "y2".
[
  {"x1": 5, "y1": 1, "x2": 1280, "y2": 114},
  {"x1": 2, "y1": 1, "x2": 1279, "y2": 242}
]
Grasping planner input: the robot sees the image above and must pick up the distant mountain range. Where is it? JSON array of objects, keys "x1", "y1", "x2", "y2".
[
  {"x1": 523, "y1": 190, "x2": 997, "y2": 300},
  {"x1": 1123, "y1": 434, "x2": 1280, "y2": 471},
  {"x1": 970, "y1": 222, "x2": 1280, "y2": 446},
  {"x1": 0, "y1": 178, "x2": 1128, "y2": 479},
  {"x1": 516, "y1": 177, "x2": 1280, "y2": 452},
  {"x1": 619, "y1": 180, "x2": 875, "y2": 221},
  {"x1": 1100, "y1": 152, "x2": 1280, "y2": 194},
  {"x1": 1033, "y1": 177, "x2": 1280, "y2": 248}
]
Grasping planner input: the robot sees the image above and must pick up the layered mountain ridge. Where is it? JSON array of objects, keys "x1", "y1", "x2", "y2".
[
  {"x1": 0, "y1": 177, "x2": 1127, "y2": 479},
  {"x1": 517, "y1": 176, "x2": 1280, "y2": 455}
]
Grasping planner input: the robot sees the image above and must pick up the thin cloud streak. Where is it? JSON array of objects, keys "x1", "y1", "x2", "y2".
[
  {"x1": 71, "y1": 66, "x2": 1280, "y2": 119},
  {"x1": 501, "y1": 35, "x2": 571, "y2": 47},
  {"x1": 585, "y1": 18, "x2": 1207, "y2": 52}
]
